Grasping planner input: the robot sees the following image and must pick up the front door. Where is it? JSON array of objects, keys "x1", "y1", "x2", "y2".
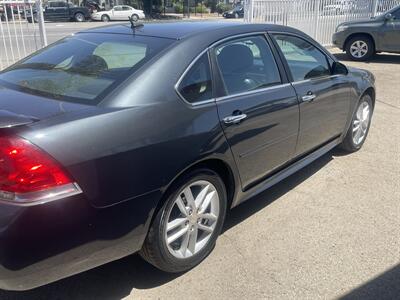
[
  {"x1": 380, "y1": 8, "x2": 400, "y2": 52},
  {"x1": 271, "y1": 33, "x2": 351, "y2": 156},
  {"x1": 213, "y1": 35, "x2": 300, "y2": 189}
]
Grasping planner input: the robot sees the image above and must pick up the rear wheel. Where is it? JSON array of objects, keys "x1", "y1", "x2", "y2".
[
  {"x1": 131, "y1": 14, "x2": 139, "y2": 22},
  {"x1": 74, "y1": 12, "x2": 85, "y2": 22},
  {"x1": 101, "y1": 14, "x2": 110, "y2": 22},
  {"x1": 339, "y1": 94, "x2": 373, "y2": 152},
  {"x1": 345, "y1": 36, "x2": 374, "y2": 61},
  {"x1": 140, "y1": 169, "x2": 227, "y2": 272}
]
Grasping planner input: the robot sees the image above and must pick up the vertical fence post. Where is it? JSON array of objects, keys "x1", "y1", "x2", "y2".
[
  {"x1": 35, "y1": 0, "x2": 47, "y2": 47},
  {"x1": 372, "y1": 0, "x2": 378, "y2": 17},
  {"x1": 313, "y1": 0, "x2": 321, "y2": 41}
]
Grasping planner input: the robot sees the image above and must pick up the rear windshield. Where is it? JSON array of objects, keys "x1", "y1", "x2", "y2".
[{"x1": 0, "y1": 33, "x2": 174, "y2": 104}]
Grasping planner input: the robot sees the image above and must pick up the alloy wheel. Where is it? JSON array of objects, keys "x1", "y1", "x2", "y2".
[
  {"x1": 164, "y1": 180, "x2": 220, "y2": 259},
  {"x1": 352, "y1": 101, "x2": 371, "y2": 145},
  {"x1": 75, "y1": 13, "x2": 84, "y2": 22},
  {"x1": 350, "y1": 40, "x2": 368, "y2": 58}
]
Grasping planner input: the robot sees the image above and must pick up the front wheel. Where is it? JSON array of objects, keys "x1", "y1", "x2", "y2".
[
  {"x1": 339, "y1": 94, "x2": 373, "y2": 152},
  {"x1": 345, "y1": 36, "x2": 374, "y2": 61},
  {"x1": 140, "y1": 169, "x2": 227, "y2": 273},
  {"x1": 101, "y1": 14, "x2": 110, "y2": 22},
  {"x1": 74, "y1": 12, "x2": 85, "y2": 22}
]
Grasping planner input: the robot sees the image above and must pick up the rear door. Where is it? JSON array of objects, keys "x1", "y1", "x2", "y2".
[
  {"x1": 212, "y1": 34, "x2": 299, "y2": 189},
  {"x1": 121, "y1": 6, "x2": 132, "y2": 19},
  {"x1": 271, "y1": 33, "x2": 350, "y2": 156},
  {"x1": 44, "y1": 1, "x2": 57, "y2": 20},
  {"x1": 53, "y1": 1, "x2": 69, "y2": 20},
  {"x1": 112, "y1": 6, "x2": 124, "y2": 20}
]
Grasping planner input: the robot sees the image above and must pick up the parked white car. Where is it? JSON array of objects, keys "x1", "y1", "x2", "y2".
[
  {"x1": 323, "y1": 0, "x2": 354, "y2": 15},
  {"x1": 91, "y1": 5, "x2": 145, "y2": 22}
]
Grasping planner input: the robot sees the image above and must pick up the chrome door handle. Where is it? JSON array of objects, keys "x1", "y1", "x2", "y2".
[
  {"x1": 302, "y1": 94, "x2": 316, "y2": 102},
  {"x1": 223, "y1": 114, "x2": 247, "y2": 124}
]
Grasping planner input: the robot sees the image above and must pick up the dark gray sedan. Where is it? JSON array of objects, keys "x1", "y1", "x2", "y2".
[
  {"x1": 332, "y1": 4, "x2": 400, "y2": 60},
  {"x1": 0, "y1": 22, "x2": 375, "y2": 290}
]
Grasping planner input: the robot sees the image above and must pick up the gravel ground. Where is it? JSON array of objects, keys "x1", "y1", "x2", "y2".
[{"x1": 0, "y1": 35, "x2": 399, "y2": 299}]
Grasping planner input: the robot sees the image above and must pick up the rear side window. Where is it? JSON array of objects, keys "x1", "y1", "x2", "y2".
[
  {"x1": 0, "y1": 33, "x2": 174, "y2": 104},
  {"x1": 177, "y1": 53, "x2": 213, "y2": 103},
  {"x1": 273, "y1": 34, "x2": 330, "y2": 81},
  {"x1": 215, "y1": 35, "x2": 281, "y2": 95}
]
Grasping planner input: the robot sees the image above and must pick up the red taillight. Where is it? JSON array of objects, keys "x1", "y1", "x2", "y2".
[{"x1": 0, "y1": 135, "x2": 81, "y2": 204}]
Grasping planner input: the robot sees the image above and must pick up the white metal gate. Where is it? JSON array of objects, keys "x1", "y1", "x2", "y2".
[
  {"x1": 0, "y1": 0, "x2": 47, "y2": 69},
  {"x1": 244, "y1": 0, "x2": 400, "y2": 46}
]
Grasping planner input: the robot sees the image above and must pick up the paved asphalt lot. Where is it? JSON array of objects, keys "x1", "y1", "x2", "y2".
[{"x1": 0, "y1": 21, "x2": 399, "y2": 300}]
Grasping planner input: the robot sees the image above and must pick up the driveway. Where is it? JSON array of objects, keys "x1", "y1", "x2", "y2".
[{"x1": 1, "y1": 51, "x2": 399, "y2": 300}]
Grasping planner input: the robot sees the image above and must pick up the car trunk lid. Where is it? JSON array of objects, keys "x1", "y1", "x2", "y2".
[{"x1": 0, "y1": 84, "x2": 92, "y2": 128}]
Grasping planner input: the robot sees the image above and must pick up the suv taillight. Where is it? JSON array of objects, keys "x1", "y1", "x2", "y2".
[{"x1": 0, "y1": 135, "x2": 81, "y2": 204}]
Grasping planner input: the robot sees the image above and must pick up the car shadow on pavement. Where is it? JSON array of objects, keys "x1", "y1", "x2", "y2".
[
  {"x1": 223, "y1": 150, "x2": 334, "y2": 232},
  {"x1": 339, "y1": 264, "x2": 400, "y2": 300},
  {"x1": 334, "y1": 52, "x2": 400, "y2": 64},
  {"x1": 0, "y1": 150, "x2": 343, "y2": 300}
]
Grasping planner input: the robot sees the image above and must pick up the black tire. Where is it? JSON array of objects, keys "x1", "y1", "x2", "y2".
[
  {"x1": 339, "y1": 94, "x2": 373, "y2": 152},
  {"x1": 101, "y1": 14, "x2": 110, "y2": 22},
  {"x1": 131, "y1": 14, "x2": 139, "y2": 22},
  {"x1": 345, "y1": 35, "x2": 375, "y2": 61},
  {"x1": 140, "y1": 168, "x2": 227, "y2": 273},
  {"x1": 74, "y1": 12, "x2": 85, "y2": 22}
]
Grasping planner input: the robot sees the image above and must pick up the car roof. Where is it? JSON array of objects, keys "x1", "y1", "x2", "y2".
[{"x1": 79, "y1": 21, "x2": 300, "y2": 40}]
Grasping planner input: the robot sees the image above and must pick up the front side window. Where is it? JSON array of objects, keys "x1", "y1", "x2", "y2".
[
  {"x1": 392, "y1": 8, "x2": 400, "y2": 20},
  {"x1": 215, "y1": 36, "x2": 281, "y2": 95},
  {"x1": 273, "y1": 34, "x2": 331, "y2": 81},
  {"x1": 178, "y1": 53, "x2": 213, "y2": 103},
  {"x1": 0, "y1": 33, "x2": 174, "y2": 104}
]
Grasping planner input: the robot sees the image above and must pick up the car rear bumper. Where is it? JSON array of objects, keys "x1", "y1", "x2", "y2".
[{"x1": 0, "y1": 190, "x2": 161, "y2": 291}]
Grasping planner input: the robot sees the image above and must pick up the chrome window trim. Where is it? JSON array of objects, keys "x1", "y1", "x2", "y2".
[
  {"x1": 216, "y1": 83, "x2": 292, "y2": 102},
  {"x1": 291, "y1": 74, "x2": 344, "y2": 85},
  {"x1": 174, "y1": 48, "x2": 215, "y2": 107},
  {"x1": 269, "y1": 31, "x2": 341, "y2": 83},
  {"x1": 174, "y1": 32, "x2": 272, "y2": 107}
]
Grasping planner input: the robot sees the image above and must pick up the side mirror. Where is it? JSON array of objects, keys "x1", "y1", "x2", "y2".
[
  {"x1": 332, "y1": 61, "x2": 348, "y2": 75},
  {"x1": 384, "y1": 13, "x2": 393, "y2": 21}
]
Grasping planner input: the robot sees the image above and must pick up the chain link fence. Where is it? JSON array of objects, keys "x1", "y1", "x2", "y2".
[{"x1": 244, "y1": 0, "x2": 400, "y2": 46}]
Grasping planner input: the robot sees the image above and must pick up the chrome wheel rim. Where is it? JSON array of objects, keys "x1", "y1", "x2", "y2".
[
  {"x1": 350, "y1": 41, "x2": 368, "y2": 58},
  {"x1": 352, "y1": 101, "x2": 370, "y2": 145},
  {"x1": 164, "y1": 180, "x2": 220, "y2": 259},
  {"x1": 76, "y1": 13, "x2": 84, "y2": 22}
]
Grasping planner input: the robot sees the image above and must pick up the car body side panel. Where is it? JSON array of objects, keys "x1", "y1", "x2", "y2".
[{"x1": 18, "y1": 100, "x2": 235, "y2": 208}]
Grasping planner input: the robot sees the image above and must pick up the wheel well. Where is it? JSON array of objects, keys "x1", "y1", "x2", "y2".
[
  {"x1": 150, "y1": 159, "x2": 236, "y2": 227},
  {"x1": 363, "y1": 87, "x2": 376, "y2": 108},
  {"x1": 344, "y1": 33, "x2": 376, "y2": 51}
]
